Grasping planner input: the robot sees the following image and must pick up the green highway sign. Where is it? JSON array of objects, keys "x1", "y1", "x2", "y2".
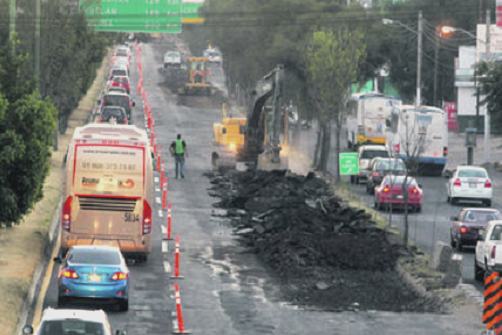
[
  {"x1": 80, "y1": 0, "x2": 182, "y2": 33},
  {"x1": 182, "y1": 0, "x2": 204, "y2": 24},
  {"x1": 339, "y1": 153, "x2": 359, "y2": 176}
]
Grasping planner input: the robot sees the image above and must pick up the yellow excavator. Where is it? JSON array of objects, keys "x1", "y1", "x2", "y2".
[
  {"x1": 211, "y1": 65, "x2": 289, "y2": 171},
  {"x1": 178, "y1": 57, "x2": 216, "y2": 96}
]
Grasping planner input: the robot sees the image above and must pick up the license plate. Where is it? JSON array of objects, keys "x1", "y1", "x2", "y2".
[
  {"x1": 469, "y1": 183, "x2": 477, "y2": 188},
  {"x1": 88, "y1": 274, "x2": 101, "y2": 282},
  {"x1": 394, "y1": 195, "x2": 403, "y2": 199}
]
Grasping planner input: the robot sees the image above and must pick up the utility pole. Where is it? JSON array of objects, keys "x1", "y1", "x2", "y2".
[
  {"x1": 9, "y1": 0, "x2": 15, "y2": 53},
  {"x1": 484, "y1": 9, "x2": 491, "y2": 163},
  {"x1": 35, "y1": 0, "x2": 41, "y2": 89},
  {"x1": 433, "y1": 27, "x2": 440, "y2": 107},
  {"x1": 416, "y1": 11, "x2": 423, "y2": 106}
]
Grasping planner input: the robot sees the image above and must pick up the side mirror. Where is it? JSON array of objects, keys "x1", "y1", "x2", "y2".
[
  {"x1": 96, "y1": 99, "x2": 101, "y2": 105},
  {"x1": 418, "y1": 183, "x2": 423, "y2": 189},
  {"x1": 22, "y1": 326, "x2": 34, "y2": 335},
  {"x1": 53, "y1": 256, "x2": 62, "y2": 263},
  {"x1": 132, "y1": 100, "x2": 136, "y2": 107},
  {"x1": 450, "y1": 216, "x2": 458, "y2": 221},
  {"x1": 443, "y1": 170, "x2": 452, "y2": 179},
  {"x1": 385, "y1": 119, "x2": 391, "y2": 127}
]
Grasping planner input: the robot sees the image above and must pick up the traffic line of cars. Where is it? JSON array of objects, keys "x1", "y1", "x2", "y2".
[{"x1": 23, "y1": 44, "x2": 141, "y2": 335}]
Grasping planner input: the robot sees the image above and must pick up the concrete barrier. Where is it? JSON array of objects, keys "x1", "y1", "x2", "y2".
[
  {"x1": 431, "y1": 241, "x2": 453, "y2": 272},
  {"x1": 442, "y1": 253, "x2": 463, "y2": 288}
]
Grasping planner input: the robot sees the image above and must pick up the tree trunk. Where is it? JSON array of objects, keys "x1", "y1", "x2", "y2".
[
  {"x1": 320, "y1": 121, "x2": 332, "y2": 174},
  {"x1": 313, "y1": 122, "x2": 322, "y2": 169},
  {"x1": 403, "y1": 173, "x2": 410, "y2": 246},
  {"x1": 335, "y1": 118, "x2": 341, "y2": 183}
]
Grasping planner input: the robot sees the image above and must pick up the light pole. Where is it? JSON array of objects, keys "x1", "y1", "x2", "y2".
[{"x1": 382, "y1": 11, "x2": 423, "y2": 106}]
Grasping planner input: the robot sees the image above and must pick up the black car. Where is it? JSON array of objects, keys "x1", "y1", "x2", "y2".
[
  {"x1": 100, "y1": 106, "x2": 128, "y2": 124},
  {"x1": 98, "y1": 93, "x2": 134, "y2": 121},
  {"x1": 366, "y1": 158, "x2": 406, "y2": 194}
]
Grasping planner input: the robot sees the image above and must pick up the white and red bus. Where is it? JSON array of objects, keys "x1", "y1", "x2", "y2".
[{"x1": 61, "y1": 124, "x2": 153, "y2": 261}]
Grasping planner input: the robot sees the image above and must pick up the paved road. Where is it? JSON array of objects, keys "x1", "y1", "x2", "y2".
[{"x1": 25, "y1": 43, "x2": 485, "y2": 335}]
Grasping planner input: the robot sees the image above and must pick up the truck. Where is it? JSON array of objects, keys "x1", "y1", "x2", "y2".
[{"x1": 474, "y1": 220, "x2": 502, "y2": 281}]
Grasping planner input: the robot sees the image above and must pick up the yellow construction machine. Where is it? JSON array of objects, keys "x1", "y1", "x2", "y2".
[
  {"x1": 178, "y1": 57, "x2": 216, "y2": 96},
  {"x1": 211, "y1": 66, "x2": 289, "y2": 171}
]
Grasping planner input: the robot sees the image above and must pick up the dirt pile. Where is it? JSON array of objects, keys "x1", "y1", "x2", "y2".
[{"x1": 208, "y1": 170, "x2": 443, "y2": 312}]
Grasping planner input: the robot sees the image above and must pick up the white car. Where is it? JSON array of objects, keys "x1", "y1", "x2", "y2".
[
  {"x1": 22, "y1": 308, "x2": 125, "y2": 335},
  {"x1": 204, "y1": 49, "x2": 222, "y2": 64},
  {"x1": 475, "y1": 220, "x2": 502, "y2": 281},
  {"x1": 351, "y1": 145, "x2": 389, "y2": 184},
  {"x1": 446, "y1": 166, "x2": 492, "y2": 206}
]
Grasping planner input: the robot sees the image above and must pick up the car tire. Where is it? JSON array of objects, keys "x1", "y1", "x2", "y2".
[
  {"x1": 456, "y1": 239, "x2": 463, "y2": 252},
  {"x1": 485, "y1": 200, "x2": 492, "y2": 207},
  {"x1": 366, "y1": 184, "x2": 371, "y2": 194},
  {"x1": 355, "y1": 176, "x2": 359, "y2": 184},
  {"x1": 474, "y1": 260, "x2": 484, "y2": 282},
  {"x1": 350, "y1": 176, "x2": 354, "y2": 184},
  {"x1": 450, "y1": 236, "x2": 456, "y2": 248},
  {"x1": 416, "y1": 205, "x2": 422, "y2": 213},
  {"x1": 119, "y1": 298, "x2": 129, "y2": 312},
  {"x1": 451, "y1": 197, "x2": 457, "y2": 205},
  {"x1": 369, "y1": 186, "x2": 375, "y2": 195},
  {"x1": 447, "y1": 195, "x2": 451, "y2": 203}
]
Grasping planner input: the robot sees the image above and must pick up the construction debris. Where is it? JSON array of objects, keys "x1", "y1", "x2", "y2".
[{"x1": 208, "y1": 170, "x2": 444, "y2": 312}]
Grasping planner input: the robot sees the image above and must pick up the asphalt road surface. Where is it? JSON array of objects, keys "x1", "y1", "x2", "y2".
[{"x1": 25, "y1": 43, "x2": 484, "y2": 335}]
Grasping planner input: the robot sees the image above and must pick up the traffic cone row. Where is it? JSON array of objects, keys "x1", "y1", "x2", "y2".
[{"x1": 137, "y1": 44, "x2": 189, "y2": 333}]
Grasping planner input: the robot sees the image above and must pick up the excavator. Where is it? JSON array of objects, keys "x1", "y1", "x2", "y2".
[{"x1": 211, "y1": 65, "x2": 289, "y2": 171}]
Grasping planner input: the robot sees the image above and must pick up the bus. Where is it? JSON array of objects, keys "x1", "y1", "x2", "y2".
[
  {"x1": 386, "y1": 105, "x2": 448, "y2": 176},
  {"x1": 61, "y1": 124, "x2": 153, "y2": 261},
  {"x1": 346, "y1": 92, "x2": 401, "y2": 149}
]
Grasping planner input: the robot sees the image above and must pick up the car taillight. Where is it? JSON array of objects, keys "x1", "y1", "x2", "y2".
[
  {"x1": 143, "y1": 200, "x2": 152, "y2": 235},
  {"x1": 382, "y1": 185, "x2": 390, "y2": 193},
  {"x1": 411, "y1": 188, "x2": 419, "y2": 195},
  {"x1": 492, "y1": 245, "x2": 497, "y2": 259},
  {"x1": 460, "y1": 226, "x2": 467, "y2": 234},
  {"x1": 443, "y1": 147, "x2": 448, "y2": 157},
  {"x1": 62, "y1": 196, "x2": 72, "y2": 232},
  {"x1": 123, "y1": 119, "x2": 127, "y2": 124},
  {"x1": 111, "y1": 272, "x2": 129, "y2": 280},
  {"x1": 59, "y1": 269, "x2": 79, "y2": 279},
  {"x1": 394, "y1": 144, "x2": 400, "y2": 153},
  {"x1": 373, "y1": 172, "x2": 380, "y2": 177},
  {"x1": 453, "y1": 178, "x2": 461, "y2": 187},
  {"x1": 485, "y1": 179, "x2": 492, "y2": 188}
]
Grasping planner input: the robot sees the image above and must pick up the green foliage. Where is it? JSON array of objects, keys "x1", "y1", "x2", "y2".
[{"x1": 478, "y1": 62, "x2": 502, "y2": 132}]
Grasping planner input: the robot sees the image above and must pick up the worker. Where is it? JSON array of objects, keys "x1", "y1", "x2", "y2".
[{"x1": 169, "y1": 134, "x2": 188, "y2": 179}]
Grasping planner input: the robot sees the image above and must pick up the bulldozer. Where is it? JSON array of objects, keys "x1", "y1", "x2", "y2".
[
  {"x1": 211, "y1": 65, "x2": 289, "y2": 172},
  {"x1": 178, "y1": 57, "x2": 216, "y2": 96}
]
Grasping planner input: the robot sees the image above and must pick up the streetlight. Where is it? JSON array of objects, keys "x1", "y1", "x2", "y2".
[
  {"x1": 439, "y1": 26, "x2": 477, "y2": 39},
  {"x1": 382, "y1": 11, "x2": 423, "y2": 106}
]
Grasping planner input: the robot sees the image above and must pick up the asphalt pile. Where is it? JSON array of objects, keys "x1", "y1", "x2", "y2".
[{"x1": 208, "y1": 170, "x2": 441, "y2": 312}]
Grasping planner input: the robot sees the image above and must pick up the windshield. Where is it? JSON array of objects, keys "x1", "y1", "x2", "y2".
[
  {"x1": 463, "y1": 210, "x2": 501, "y2": 223},
  {"x1": 166, "y1": 52, "x2": 179, "y2": 57},
  {"x1": 458, "y1": 169, "x2": 487, "y2": 178},
  {"x1": 361, "y1": 150, "x2": 389, "y2": 159},
  {"x1": 116, "y1": 50, "x2": 127, "y2": 57},
  {"x1": 40, "y1": 320, "x2": 105, "y2": 335},
  {"x1": 69, "y1": 248, "x2": 121, "y2": 265},
  {"x1": 111, "y1": 69, "x2": 127, "y2": 77},
  {"x1": 103, "y1": 95, "x2": 129, "y2": 108},
  {"x1": 375, "y1": 160, "x2": 405, "y2": 170},
  {"x1": 102, "y1": 108, "x2": 125, "y2": 122}
]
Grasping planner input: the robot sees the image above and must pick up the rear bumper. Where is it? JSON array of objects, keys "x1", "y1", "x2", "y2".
[
  {"x1": 451, "y1": 188, "x2": 492, "y2": 200},
  {"x1": 458, "y1": 234, "x2": 479, "y2": 245},
  {"x1": 59, "y1": 279, "x2": 128, "y2": 299},
  {"x1": 60, "y1": 233, "x2": 151, "y2": 255}
]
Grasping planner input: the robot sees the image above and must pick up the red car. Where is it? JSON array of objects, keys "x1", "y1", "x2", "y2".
[
  {"x1": 450, "y1": 208, "x2": 501, "y2": 251},
  {"x1": 374, "y1": 175, "x2": 423, "y2": 212},
  {"x1": 110, "y1": 76, "x2": 130, "y2": 94}
]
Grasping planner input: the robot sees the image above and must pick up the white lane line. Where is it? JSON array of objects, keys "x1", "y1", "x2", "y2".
[
  {"x1": 156, "y1": 197, "x2": 161, "y2": 204},
  {"x1": 155, "y1": 188, "x2": 161, "y2": 192},
  {"x1": 161, "y1": 225, "x2": 167, "y2": 235},
  {"x1": 162, "y1": 241, "x2": 168, "y2": 253},
  {"x1": 155, "y1": 177, "x2": 159, "y2": 183},
  {"x1": 164, "y1": 262, "x2": 172, "y2": 274},
  {"x1": 158, "y1": 210, "x2": 164, "y2": 218}
]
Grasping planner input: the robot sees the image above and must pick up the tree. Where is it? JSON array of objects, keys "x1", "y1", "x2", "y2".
[
  {"x1": 0, "y1": 92, "x2": 57, "y2": 227},
  {"x1": 305, "y1": 27, "x2": 366, "y2": 178},
  {"x1": 478, "y1": 62, "x2": 502, "y2": 133}
]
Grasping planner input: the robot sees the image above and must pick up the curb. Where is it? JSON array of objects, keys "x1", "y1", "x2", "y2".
[{"x1": 14, "y1": 199, "x2": 61, "y2": 335}]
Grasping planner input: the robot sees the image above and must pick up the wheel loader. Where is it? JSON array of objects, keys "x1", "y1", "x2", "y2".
[{"x1": 178, "y1": 57, "x2": 216, "y2": 96}]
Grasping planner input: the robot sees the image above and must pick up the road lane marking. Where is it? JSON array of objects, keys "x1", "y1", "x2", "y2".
[
  {"x1": 161, "y1": 225, "x2": 167, "y2": 235},
  {"x1": 163, "y1": 261, "x2": 171, "y2": 273},
  {"x1": 156, "y1": 188, "x2": 161, "y2": 192},
  {"x1": 155, "y1": 177, "x2": 159, "y2": 183},
  {"x1": 162, "y1": 241, "x2": 169, "y2": 253},
  {"x1": 158, "y1": 210, "x2": 164, "y2": 218},
  {"x1": 156, "y1": 197, "x2": 161, "y2": 204},
  {"x1": 33, "y1": 232, "x2": 61, "y2": 325}
]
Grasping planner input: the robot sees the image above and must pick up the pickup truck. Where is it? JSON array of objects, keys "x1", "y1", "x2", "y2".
[{"x1": 475, "y1": 220, "x2": 502, "y2": 281}]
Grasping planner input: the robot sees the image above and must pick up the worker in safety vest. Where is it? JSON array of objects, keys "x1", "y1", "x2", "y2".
[{"x1": 169, "y1": 134, "x2": 188, "y2": 179}]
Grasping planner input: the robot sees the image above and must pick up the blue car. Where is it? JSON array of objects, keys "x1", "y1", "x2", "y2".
[{"x1": 56, "y1": 246, "x2": 130, "y2": 311}]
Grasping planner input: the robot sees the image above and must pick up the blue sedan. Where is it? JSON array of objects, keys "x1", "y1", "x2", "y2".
[{"x1": 55, "y1": 245, "x2": 130, "y2": 311}]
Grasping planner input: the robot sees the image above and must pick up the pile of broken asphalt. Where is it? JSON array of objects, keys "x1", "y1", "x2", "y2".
[{"x1": 207, "y1": 169, "x2": 444, "y2": 312}]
